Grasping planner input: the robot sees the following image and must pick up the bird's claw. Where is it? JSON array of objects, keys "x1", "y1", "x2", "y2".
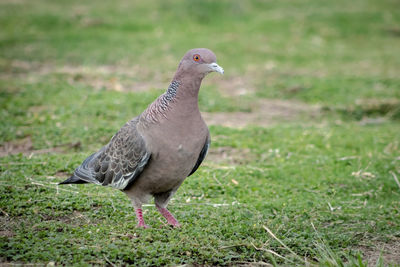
[{"x1": 169, "y1": 221, "x2": 181, "y2": 228}]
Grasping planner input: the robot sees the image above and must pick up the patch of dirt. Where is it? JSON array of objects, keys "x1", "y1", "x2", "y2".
[
  {"x1": 0, "y1": 216, "x2": 16, "y2": 238},
  {"x1": 0, "y1": 136, "x2": 33, "y2": 157},
  {"x1": 53, "y1": 171, "x2": 70, "y2": 178},
  {"x1": 0, "y1": 230, "x2": 15, "y2": 238},
  {"x1": 358, "y1": 239, "x2": 400, "y2": 265},
  {"x1": 386, "y1": 27, "x2": 400, "y2": 37},
  {"x1": 2, "y1": 60, "x2": 173, "y2": 92},
  {"x1": 203, "y1": 99, "x2": 320, "y2": 128},
  {"x1": 64, "y1": 65, "x2": 172, "y2": 92},
  {"x1": 3, "y1": 60, "x2": 320, "y2": 127},
  {"x1": 35, "y1": 210, "x2": 93, "y2": 226},
  {"x1": 206, "y1": 146, "x2": 256, "y2": 165},
  {"x1": 208, "y1": 74, "x2": 256, "y2": 97},
  {"x1": 0, "y1": 136, "x2": 81, "y2": 157}
]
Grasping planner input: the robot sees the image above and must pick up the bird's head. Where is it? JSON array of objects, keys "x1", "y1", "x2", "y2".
[{"x1": 177, "y1": 48, "x2": 224, "y2": 78}]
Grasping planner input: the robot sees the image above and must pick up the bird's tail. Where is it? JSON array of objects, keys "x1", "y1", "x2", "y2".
[{"x1": 59, "y1": 175, "x2": 88, "y2": 185}]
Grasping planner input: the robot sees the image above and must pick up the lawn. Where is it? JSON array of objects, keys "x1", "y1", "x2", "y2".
[{"x1": 1, "y1": 0, "x2": 400, "y2": 266}]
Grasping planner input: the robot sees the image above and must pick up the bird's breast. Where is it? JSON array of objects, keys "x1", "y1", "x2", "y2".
[{"x1": 177, "y1": 143, "x2": 195, "y2": 158}]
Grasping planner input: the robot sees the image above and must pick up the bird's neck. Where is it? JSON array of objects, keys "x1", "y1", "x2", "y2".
[
  {"x1": 169, "y1": 76, "x2": 203, "y2": 111},
  {"x1": 174, "y1": 76, "x2": 203, "y2": 99},
  {"x1": 141, "y1": 77, "x2": 203, "y2": 124},
  {"x1": 172, "y1": 69, "x2": 204, "y2": 98}
]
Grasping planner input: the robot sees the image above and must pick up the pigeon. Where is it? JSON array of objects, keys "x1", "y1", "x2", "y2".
[{"x1": 60, "y1": 48, "x2": 224, "y2": 228}]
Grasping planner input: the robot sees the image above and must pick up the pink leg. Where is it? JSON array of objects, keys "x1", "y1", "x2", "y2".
[
  {"x1": 135, "y1": 208, "x2": 149, "y2": 228},
  {"x1": 156, "y1": 205, "x2": 181, "y2": 227}
]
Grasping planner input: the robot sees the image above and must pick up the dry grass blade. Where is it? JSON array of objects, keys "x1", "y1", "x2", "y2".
[
  {"x1": 0, "y1": 208, "x2": 9, "y2": 216},
  {"x1": 250, "y1": 242, "x2": 293, "y2": 263},
  {"x1": 310, "y1": 222, "x2": 346, "y2": 266},
  {"x1": 262, "y1": 225, "x2": 303, "y2": 262},
  {"x1": 30, "y1": 181, "x2": 80, "y2": 194},
  {"x1": 103, "y1": 255, "x2": 116, "y2": 267},
  {"x1": 231, "y1": 261, "x2": 273, "y2": 267},
  {"x1": 390, "y1": 171, "x2": 400, "y2": 191}
]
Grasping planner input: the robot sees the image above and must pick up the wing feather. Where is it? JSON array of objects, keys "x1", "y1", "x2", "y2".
[
  {"x1": 65, "y1": 118, "x2": 150, "y2": 190},
  {"x1": 188, "y1": 135, "x2": 210, "y2": 177}
]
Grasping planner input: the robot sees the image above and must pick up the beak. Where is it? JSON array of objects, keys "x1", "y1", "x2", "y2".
[{"x1": 208, "y1": 62, "x2": 224, "y2": 74}]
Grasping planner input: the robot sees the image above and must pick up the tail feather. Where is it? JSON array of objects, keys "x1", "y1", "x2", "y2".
[{"x1": 59, "y1": 175, "x2": 88, "y2": 185}]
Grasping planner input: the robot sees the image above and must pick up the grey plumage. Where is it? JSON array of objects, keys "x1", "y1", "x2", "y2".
[
  {"x1": 60, "y1": 48, "x2": 224, "y2": 228},
  {"x1": 61, "y1": 118, "x2": 151, "y2": 190}
]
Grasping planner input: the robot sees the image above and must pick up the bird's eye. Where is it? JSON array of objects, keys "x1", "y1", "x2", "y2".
[{"x1": 193, "y1": 54, "x2": 200, "y2": 62}]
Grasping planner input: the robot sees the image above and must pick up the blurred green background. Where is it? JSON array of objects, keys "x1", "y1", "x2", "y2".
[{"x1": 1, "y1": 0, "x2": 400, "y2": 266}]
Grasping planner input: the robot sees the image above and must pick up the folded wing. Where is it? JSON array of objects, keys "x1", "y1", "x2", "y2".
[{"x1": 61, "y1": 118, "x2": 150, "y2": 190}]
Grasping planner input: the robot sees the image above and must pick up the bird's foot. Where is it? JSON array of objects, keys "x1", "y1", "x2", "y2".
[
  {"x1": 157, "y1": 206, "x2": 181, "y2": 228},
  {"x1": 169, "y1": 220, "x2": 181, "y2": 228},
  {"x1": 135, "y1": 208, "x2": 149, "y2": 229}
]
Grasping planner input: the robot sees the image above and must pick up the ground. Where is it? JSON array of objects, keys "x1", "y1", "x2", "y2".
[{"x1": 1, "y1": 0, "x2": 400, "y2": 266}]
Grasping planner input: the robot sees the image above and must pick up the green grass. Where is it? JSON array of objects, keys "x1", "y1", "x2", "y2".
[{"x1": 1, "y1": 0, "x2": 400, "y2": 266}]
